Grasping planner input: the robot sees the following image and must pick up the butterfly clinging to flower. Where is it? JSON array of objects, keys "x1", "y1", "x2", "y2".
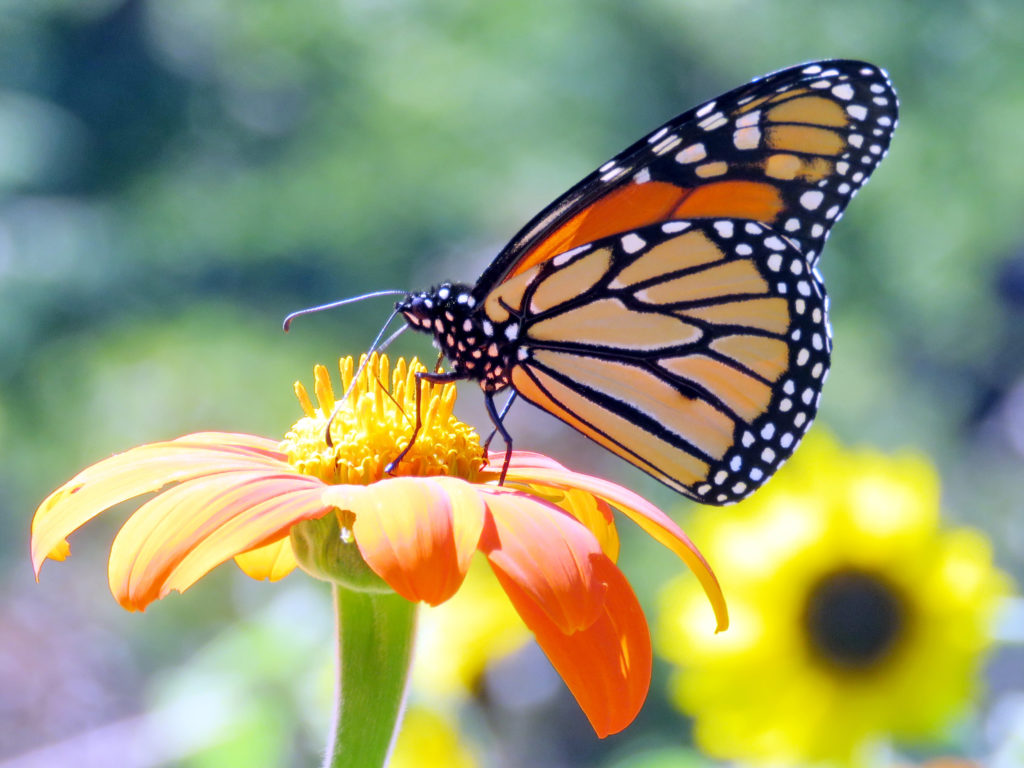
[{"x1": 392, "y1": 60, "x2": 898, "y2": 504}]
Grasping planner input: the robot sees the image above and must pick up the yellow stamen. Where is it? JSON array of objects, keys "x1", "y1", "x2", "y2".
[{"x1": 282, "y1": 353, "x2": 485, "y2": 485}]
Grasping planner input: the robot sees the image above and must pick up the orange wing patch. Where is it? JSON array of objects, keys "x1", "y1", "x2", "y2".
[{"x1": 506, "y1": 181, "x2": 689, "y2": 280}]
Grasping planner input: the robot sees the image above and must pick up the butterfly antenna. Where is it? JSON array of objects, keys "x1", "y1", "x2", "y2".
[{"x1": 282, "y1": 289, "x2": 409, "y2": 332}]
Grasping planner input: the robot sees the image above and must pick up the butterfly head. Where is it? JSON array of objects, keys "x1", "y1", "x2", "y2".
[{"x1": 397, "y1": 282, "x2": 516, "y2": 391}]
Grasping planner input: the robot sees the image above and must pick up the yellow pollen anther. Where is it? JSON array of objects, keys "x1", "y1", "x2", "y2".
[{"x1": 281, "y1": 353, "x2": 485, "y2": 485}]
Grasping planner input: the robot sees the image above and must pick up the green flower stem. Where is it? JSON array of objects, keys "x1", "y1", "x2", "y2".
[{"x1": 324, "y1": 584, "x2": 418, "y2": 768}]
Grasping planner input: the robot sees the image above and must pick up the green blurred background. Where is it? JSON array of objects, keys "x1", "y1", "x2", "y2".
[{"x1": 2, "y1": 1, "x2": 1023, "y2": 766}]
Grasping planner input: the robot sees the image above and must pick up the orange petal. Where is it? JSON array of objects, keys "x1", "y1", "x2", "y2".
[
  {"x1": 502, "y1": 464, "x2": 729, "y2": 633},
  {"x1": 322, "y1": 477, "x2": 486, "y2": 606},
  {"x1": 32, "y1": 433, "x2": 290, "y2": 576},
  {"x1": 109, "y1": 471, "x2": 329, "y2": 610},
  {"x1": 234, "y1": 538, "x2": 298, "y2": 581},
  {"x1": 479, "y1": 488, "x2": 606, "y2": 634},
  {"x1": 490, "y1": 553, "x2": 651, "y2": 738}
]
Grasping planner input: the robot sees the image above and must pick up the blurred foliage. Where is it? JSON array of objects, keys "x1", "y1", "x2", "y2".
[{"x1": 2, "y1": 0, "x2": 1023, "y2": 766}]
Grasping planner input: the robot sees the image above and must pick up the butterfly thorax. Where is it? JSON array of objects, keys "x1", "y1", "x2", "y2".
[{"x1": 397, "y1": 282, "x2": 519, "y2": 393}]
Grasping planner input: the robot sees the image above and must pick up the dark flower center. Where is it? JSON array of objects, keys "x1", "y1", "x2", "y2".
[{"x1": 803, "y1": 568, "x2": 906, "y2": 669}]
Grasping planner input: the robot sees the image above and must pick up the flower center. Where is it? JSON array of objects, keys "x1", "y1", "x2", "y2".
[
  {"x1": 281, "y1": 353, "x2": 485, "y2": 485},
  {"x1": 803, "y1": 568, "x2": 906, "y2": 670}
]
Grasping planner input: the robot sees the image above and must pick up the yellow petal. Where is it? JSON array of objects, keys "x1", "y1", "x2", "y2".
[
  {"x1": 32, "y1": 434, "x2": 289, "y2": 576},
  {"x1": 109, "y1": 471, "x2": 329, "y2": 610},
  {"x1": 235, "y1": 538, "x2": 298, "y2": 581}
]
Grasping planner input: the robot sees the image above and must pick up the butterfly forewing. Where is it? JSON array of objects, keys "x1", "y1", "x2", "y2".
[
  {"x1": 493, "y1": 218, "x2": 830, "y2": 504},
  {"x1": 476, "y1": 60, "x2": 897, "y2": 294}
]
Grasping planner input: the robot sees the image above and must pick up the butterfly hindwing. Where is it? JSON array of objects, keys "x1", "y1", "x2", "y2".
[
  {"x1": 494, "y1": 218, "x2": 830, "y2": 504},
  {"x1": 478, "y1": 60, "x2": 897, "y2": 292}
]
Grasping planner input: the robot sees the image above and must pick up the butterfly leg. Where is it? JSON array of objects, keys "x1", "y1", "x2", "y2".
[
  {"x1": 483, "y1": 392, "x2": 514, "y2": 485},
  {"x1": 482, "y1": 392, "x2": 517, "y2": 453},
  {"x1": 385, "y1": 369, "x2": 463, "y2": 474}
]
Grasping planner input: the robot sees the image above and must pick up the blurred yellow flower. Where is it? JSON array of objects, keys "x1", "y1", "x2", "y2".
[
  {"x1": 413, "y1": 556, "x2": 532, "y2": 698},
  {"x1": 390, "y1": 706, "x2": 478, "y2": 768},
  {"x1": 657, "y1": 432, "x2": 1011, "y2": 766}
]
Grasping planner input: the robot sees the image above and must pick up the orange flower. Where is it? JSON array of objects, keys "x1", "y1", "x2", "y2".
[{"x1": 31, "y1": 354, "x2": 726, "y2": 738}]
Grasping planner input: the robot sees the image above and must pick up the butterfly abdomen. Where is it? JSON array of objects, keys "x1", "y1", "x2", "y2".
[{"x1": 397, "y1": 282, "x2": 521, "y2": 392}]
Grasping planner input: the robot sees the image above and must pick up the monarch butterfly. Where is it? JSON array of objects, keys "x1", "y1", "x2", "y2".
[{"x1": 393, "y1": 59, "x2": 898, "y2": 504}]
